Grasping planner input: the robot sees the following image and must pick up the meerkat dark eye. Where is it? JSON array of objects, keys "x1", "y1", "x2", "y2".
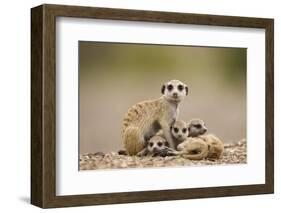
[
  {"x1": 157, "y1": 142, "x2": 163, "y2": 146},
  {"x1": 178, "y1": 85, "x2": 184, "y2": 91},
  {"x1": 149, "y1": 143, "x2": 153, "y2": 147},
  {"x1": 167, "y1": 84, "x2": 173, "y2": 91},
  {"x1": 195, "y1": 124, "x2": 202, "y2": 128},
  {"x1": 182, "y1": 128, "x2": 187, "y2": 133},
  {"x1": 174, "y1": 127, "x2": 179, "y2": 133}
]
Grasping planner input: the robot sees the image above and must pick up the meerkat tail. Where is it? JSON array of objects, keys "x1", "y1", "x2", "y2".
[
  {"x1": 123, "y1": 126, "x2": 144, "y2": 155},
  {"x1": 179, "y1": 143, "x2": 209, "y2": 160}
]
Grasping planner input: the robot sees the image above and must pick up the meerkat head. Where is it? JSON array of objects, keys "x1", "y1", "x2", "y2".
[
  {"x1": 161, "y1": 80, "x2": 188, "y2": 103},
  {"x1": 187, "y1": 119, "x2": 207, "y2": 137},
  {"x1": 171, "y1": 120, "x2": 189, "y2": 142},
  {"x1": 147, "y1": 135, "x2": 169, "y2": 153}
]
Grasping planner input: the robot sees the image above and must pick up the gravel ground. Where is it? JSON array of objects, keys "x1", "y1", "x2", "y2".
[{"x1": 79, "y1": 139, "x2": 246, "y2": 170}]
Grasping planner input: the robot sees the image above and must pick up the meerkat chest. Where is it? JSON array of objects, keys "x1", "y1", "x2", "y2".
[
  {"x1": 164, "y1": 105, "x2": 178, "y2": 124},
  {"x1": 173, "y1": 139, "x2": 183, "y2": 149}
]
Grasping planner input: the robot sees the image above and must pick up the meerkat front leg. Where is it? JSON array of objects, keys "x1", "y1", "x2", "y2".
[{"x1": 136, "y1": 148, "x2": 149, "y2": 157}]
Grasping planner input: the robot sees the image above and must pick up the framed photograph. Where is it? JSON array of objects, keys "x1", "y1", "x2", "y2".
[{"x1": 31, "y1": 4, "x2": 274, "y2": 208}]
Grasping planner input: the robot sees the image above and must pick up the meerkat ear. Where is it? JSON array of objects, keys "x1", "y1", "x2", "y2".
[
  {"x1": 161, "y1": 84, "x2": 166, "y2": 94},
  {"x1": 187, "y1": 123, "x2": 191, "y2": 136},
  {"x1": 185, "y1": 86, "x2": 189, "y2": 96}
]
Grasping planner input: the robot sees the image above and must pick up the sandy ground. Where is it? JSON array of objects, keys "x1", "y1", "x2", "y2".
[{"x1": 79, "y1": 139, "x2": 246, "y2": 170}]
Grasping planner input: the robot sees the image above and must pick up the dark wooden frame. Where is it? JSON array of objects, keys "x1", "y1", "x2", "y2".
[{"x1": 31, "y1": 4, "x2": 274, "y2": 208}]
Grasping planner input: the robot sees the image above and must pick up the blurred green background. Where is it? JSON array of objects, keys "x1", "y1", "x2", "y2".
[{"x1": 79, "y1": 41, "x2": 246, "y2": 154}]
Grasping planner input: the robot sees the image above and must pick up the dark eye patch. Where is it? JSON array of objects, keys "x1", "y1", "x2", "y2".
[
  {"x1": 174, "y1": 127, "x2": 179, "y2": 133},
  {"x1": 182, "y1": 128, "x2": 187, "y2": 133},
  {"x1": 149, "y1": 143, "x2": 153, "y2": 147},
  {"x1": 157, "y1": 142, "x2": 163, "y2": 146},
  {"x1": 178, "y1": 85, "x2": 184, "y2": 91},
  {"x1": 167, "y1": 84, "x2": 173, "y2": 91},
  {"x1": 195, "y1": 124, "x2": 202, "y2": 128}
]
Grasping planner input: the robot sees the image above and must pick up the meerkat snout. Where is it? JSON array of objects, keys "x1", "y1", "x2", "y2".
[
  {"x1": 178, "y1": 134, "x2": 184, "y2": 139},
  {"x1": 153, "y1": 147, "x2": 158, "y2": 152},
  {"x1": 173, "y1": 93, "x2": 178, "y2": 98}
]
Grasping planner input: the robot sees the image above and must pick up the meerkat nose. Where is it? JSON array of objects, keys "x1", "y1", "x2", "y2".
[{"x1": 173, "y1": 93, "x2": 178, "y2": 97}]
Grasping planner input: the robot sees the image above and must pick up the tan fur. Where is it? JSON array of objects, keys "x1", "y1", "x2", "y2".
[
  {"x1": 176, "y1": 119, "x2": 223, "y2": 160},
  {"x1": 177, "y1": 134, "x2": 224, "y2": 160},
  {"x1": 177, "y1": 137, "x2": 209, "y2": 160},
  {"x1": 122, "y1": 80, "x2": 188, "y2": 155},
  {"x1": 200, "y1": 134, "x2": 224, "y2": 159}
]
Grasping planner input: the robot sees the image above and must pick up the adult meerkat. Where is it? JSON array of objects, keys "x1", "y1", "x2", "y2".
[
  {"x1": 177, "y1": 119, "x2": 224, "y2": 160},
  {"x1": 136, "y1": 135, "x2": 176, "y2": 157},
  {"x1": 122, "y1": 80, "x2": 188, "y2": 155}
]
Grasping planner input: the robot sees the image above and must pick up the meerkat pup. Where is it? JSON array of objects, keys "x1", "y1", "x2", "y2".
[
  {"x1": 170, "y1": 120, "x2": 189, "y2": 149},
  {"x1": 187, "y1": 119, "x2": 207, "y2": 137},
  {"x1": 155, "y1": 120, "x2": 189, "y2": 150},
  {"x1": 177, "y1": 137, "x2": 209, "y2": 160},
  {"x1": 177, "y1": 119, "x2": 224, "y2": 160},
  {"x1": 122, "y1": 80, "x2": 188, "y2": 155},
  {"x1": 136, "y1": 135, "x2": 175, "y2": 157}
]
